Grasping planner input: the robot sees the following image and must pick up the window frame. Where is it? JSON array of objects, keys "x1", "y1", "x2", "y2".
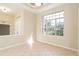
[{"x1": 41, "y1": 10, "x2": 64, "y2": 36}]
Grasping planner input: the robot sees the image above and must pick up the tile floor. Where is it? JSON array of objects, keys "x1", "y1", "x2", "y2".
[{"x1": 0, "y1": 41, "x2": 77, "y2": 56}]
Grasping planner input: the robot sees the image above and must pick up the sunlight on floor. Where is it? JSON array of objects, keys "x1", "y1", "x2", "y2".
[{"x1": 27, "y1": 33, "x2": 34, "y2": 48}]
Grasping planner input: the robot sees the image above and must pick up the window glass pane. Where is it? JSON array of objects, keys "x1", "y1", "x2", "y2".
[
  {"x1": 59, "y1": 11, "x2": 64, "y2": 15},
  {"x1": 60, "y1": 14, "x2": 64, "y2": 17},
  {"x1": 49, "y1": 16, "x2": 53, "y2": 19},
  {"x1": 42, "y1": 11, "x2": 64, "y2": 36},
  {"x1": 55, "y1": 15, "x2": 59, "y2": 18},
  {"x1": 59, "y1": 29, "x2": 64, "y2": 36},
  {"x1": 51, "y1": 20, "x2": 55, "y2": 26},
  {"x1": 44, "y1": 16, "x2": 47, "y2": 19},
  {"x1": 56, "y1": 19, "x2": 60, "y2": 24},
  {"x1": 59, "y1": 19, "x2": 64, "y2": 29},
  {"x1": 56, "y1": 29, "x2": 64, "y2": 36},
  {"x1": 56, "y1": 30, "x2": 60, "y2": 35},
  {"x1": 53, "y1": 16, "x2": 56, "y2": 19},
  {"x1": 60, "y1": 18, "x2": 64, "y2": 22},
  {"x1": 52, "y1": 14, "x2": 56, "y2": 19}
]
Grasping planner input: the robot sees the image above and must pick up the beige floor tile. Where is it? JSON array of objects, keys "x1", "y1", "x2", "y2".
[{"x1": 0, "y1": 41, "x2": 77, "y2": 56}]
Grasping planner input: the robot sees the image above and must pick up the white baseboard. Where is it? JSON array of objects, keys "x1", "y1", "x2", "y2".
[
  {"x1": 0, "y1": 42, "x2": 26, "y2": 50},
  {"x1": 37, "y1": 40, "x2": 78, "y2": 52}
]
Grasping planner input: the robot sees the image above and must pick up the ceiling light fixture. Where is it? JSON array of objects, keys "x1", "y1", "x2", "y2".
[
  {"x1": 0, "y1": 7, "x2": 11, "y2": 12},
  {"x1": 30, "y1": 3, "x2": 43, "y2": 8},
  {"x1": 35, "y1": 3, "x2": 42, "y2": 6}
]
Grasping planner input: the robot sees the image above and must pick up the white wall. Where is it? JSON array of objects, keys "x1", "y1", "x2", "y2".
[
  {"x1": 0, "y1": 3, "x2": 36, "y2": 50},
  {"x1": 0, "y1": 8, "x2": 36, "y2": 49},
  {"x1": 0, "y1": 35, "x2": 24, "y2": 49},
  {"x1": 78, "y1": 4, "x2": 79, "y2": 55},
  {"x1": 23, "y1": 9, "x2": 36, "y2": 42},
  {"x1": 0, "y1": 4, "x2": 78, "y2": 54},
  {"x1": 0, "y1": 12, "x2": 25, "y2": 49},
  {"x1": 15, "y1": 11, "x2": 24, "y2": 35},
  {"x1": 37, "y1": 4, "x2": 78, "y2": 51}
]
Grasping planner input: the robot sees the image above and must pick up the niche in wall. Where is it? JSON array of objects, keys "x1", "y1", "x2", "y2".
[{"x1": 0, "y1": 24, "x2": 10, "y2": 35}]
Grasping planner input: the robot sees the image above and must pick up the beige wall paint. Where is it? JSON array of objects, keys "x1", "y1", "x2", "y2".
[
  {"x1": 0, "y1": 8, "x2": 36, "y2": 49},
  {"x1": 0, "y1": 35, "x2": 24, "y2": 49},
  {"x1": 0, "y1": 10, "x2": 25, "y2": 49},
  {"x1": 15, "y1": 10, "x2": 24, "y2": 35},
  {"x1": 0, "y1": 4, "x2": 78, "y2": 54},
  {"x1": 0, "y1": 9, "x2": 36, "y2": 49},
  {"x1": 78, "y1": 4, "x2": 79, "y2": 55},
  {"x1": 23, "y1": 9, "x2": 36, "y2": 42},
  {"x1": 0, "y1": 12, "x2": 15, "y2": 35},
  {"x1": 0, "y1": 12, "x2": 24, "y2": 49},
  {"x1": 37, "y1": 4, "x2": 78, "y2": 51}
]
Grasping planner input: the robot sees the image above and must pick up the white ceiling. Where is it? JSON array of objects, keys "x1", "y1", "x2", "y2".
[
  {"x1": 0, "y1": 3, "x2": 64, "y2": 15},
  {"x1": 0, "y1": 3, "x2": 24, "y2": 15},
  {"x1": 21, "y1": 3, "x2": 64, "y2": 14},
  {"x1": 23, "y1": 3, "x2": 50, "y2": 9}
]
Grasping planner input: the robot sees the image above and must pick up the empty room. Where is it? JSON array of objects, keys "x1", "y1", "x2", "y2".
[{"x1": 0, "y1": 3, "x2": 79, "y2": 56}]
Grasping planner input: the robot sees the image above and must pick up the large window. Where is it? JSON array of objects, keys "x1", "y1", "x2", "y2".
[{"x1": 41, "y1": 11, "x2": 64, "y2": 36}]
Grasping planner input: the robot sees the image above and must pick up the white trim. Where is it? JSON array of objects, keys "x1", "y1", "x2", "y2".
[
  {"x1": 37, "y1": 40, "x2": 78, "y2": 52},
  {"x1": 0, "y1": 42, "x2": 26, "y2": 50}
]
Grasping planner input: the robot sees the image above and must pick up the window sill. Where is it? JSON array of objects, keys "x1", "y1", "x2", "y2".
[{"x1": 42, "y1": 34, "x2": 64, "y2": 38}]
